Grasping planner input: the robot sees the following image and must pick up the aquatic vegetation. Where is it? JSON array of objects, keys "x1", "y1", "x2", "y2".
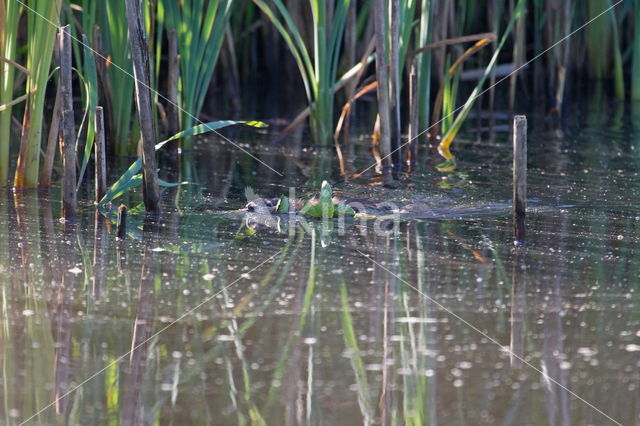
[
  {"x1": 0, "y1": 0, "x2": 20, "y2": 185},
  {"x1": 13, "y1": 0, "x2": 61, "y2": 189},
  {"x1": 438, "y1": 0, "x2": 525, "y2": 160},
  {"x1": 159, "y1": 0, "x2": 235, "y2": 148},
  {"x1": 95, "y1": 0, "x2": 137, "y2": 156},
  {"x1": 252, "y1": 0, "x2": 352, "y2": 147},
  {"x1": 0, "y1": 0, "x2": 637, "y2": 195},
  {"x1": 99, "y1": 120, "x2": 267, "y2": 206}
]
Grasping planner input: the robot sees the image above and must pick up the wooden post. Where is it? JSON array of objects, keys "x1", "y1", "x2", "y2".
[
  {"x1": 94, "y1": 106, "x2": 107, "y2": 203},
  {"x1": 373, "y1": 0, "x2": 394, "y2": 187},
  {"x1": 117, "y1": 204, "x2": 127, "y2": 240},
  {"x1": 389, "y1": 0, "x2": 402, "y2": 176},
  {"x1": 408, "y1": 59, "x2": 419, "y2": 170},
  {"x1": 513, "y1": 115, "x2": 527, "y2": 242},
  {"x1": 59, "y1": 25, "x2": 77, "y2": 220},
  {"x1": 125, "y1": 0, "x2": 160, "y2": 213}
]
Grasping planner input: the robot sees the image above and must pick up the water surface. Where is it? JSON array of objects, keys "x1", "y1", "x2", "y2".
[{"x1": 1, "y1": 100, "x2": 640, "y2": 425}]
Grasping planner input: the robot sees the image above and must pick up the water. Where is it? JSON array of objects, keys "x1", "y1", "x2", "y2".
[{"x1": 1, "y1": 100, "x2": 640, "y2": 425}]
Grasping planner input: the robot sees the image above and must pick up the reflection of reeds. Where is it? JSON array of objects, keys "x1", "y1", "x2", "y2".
[{"x1": 340, "y1": 283, "x2": 374, "y2": 424}]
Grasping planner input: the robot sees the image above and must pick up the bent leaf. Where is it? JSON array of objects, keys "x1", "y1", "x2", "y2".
[
  {"x1": 99, "y1": 120, "x2": 266, "y2": 205},
  {"x1": 275, "y1": 195, "x2": 290, "y2": 213},
  {"x1": 439, "y1": 0, "x2": 525, "y2": 155},
  {"x1": 300, "y1": 181, "x2": 335, "y2": 218},
  {"x1": 335, "y1": 201, "x2": 356, "y2": 217}
]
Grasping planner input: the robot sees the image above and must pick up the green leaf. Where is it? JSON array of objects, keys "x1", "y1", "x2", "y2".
[
  {"x1": 158, "y1": 178, "x2": 189, "y2": 187},
  {"x1": 435, "y1": 157, "x2": 457, "y2": 171},
  {"x1": 275, "y1": 195, "x2": 290, "y2": 213},
  {"x1": 76, "y1": 34, "x2": 99, "y2": 190},
  {"x1": 158, "y1": 120, "x2": 268, "y2": 149},
  {"x1": 300, "y1": 180, "x2": 335, "y2": 218},
  {"x1": 440, "y1": 0, "x2": 525, "y2": 152},
  {"x1": 98, "y1": 161, "x2": 144, "y2": 206},
  {"x1": 98, "y1": 120, "x2": 266, "y2": 205},
  {"x1": 334, "y1": 201, "x2": 356, "y2": 217}
]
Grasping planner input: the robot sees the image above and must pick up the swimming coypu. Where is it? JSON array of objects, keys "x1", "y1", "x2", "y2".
[
  {"x1": 245, "y1": 196, "x2": 433, "y2": 216},
  {"x1": 244, "y1": 181, "x2": 441, "y2": 217}
]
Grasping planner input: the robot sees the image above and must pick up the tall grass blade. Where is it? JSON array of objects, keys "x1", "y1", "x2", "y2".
[
  {"x1": 14, "y1": 0, "x2": 61, "y2": 188},
  {"x1": 0, "y1": 0, "x2": 20, "y2": 185},
  {"x1": 161, "y1": 0, "x2": 235, "y2": 148},
  {"x1": 97, "y1": 0, "x2": 136, "y2": 155},
  {"x1": 633, "y1": 0, "x2": 640, "y2": 99},
  {"x1": 77, "y1": 34, "x2": 99, "y2": 190},
  {"x1": 98, "y1": 120, "x2": 266, "y2": 205},
  {"x1": 439, "y1": 0, "x2": 525, "y2": 158}
]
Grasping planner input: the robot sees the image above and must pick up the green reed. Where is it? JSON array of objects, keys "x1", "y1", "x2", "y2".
[
  {"x1": 0, "y1": 0, "x2": 20, "y2": 185},
  {"x1": 96, "y1": 0, "x2": 137, "y2": 156},
  {"x1": 253, "y1": 0, "x2": 352, "y2": 147},
  {"x1": 439, "y1": 0, "x2": 525, "y2": 159},
  {"x1": 633, "y1": 0, "x2": 640, "y2": 100},
  {"x1": 160, "y1": 0, "x2": 235, "y2": 149},
  {"x1": 13, "y1": 0, "x2": 61, "y2": 189}
]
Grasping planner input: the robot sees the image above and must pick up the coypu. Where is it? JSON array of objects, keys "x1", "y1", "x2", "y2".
[{"x1": 245, "y1": 196, "x2": 431, "y2": 216}]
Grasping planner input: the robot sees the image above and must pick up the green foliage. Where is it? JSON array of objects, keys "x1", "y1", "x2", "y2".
[
  {"x1": 275, "y1": 195, "x2": 289, "y2": 213},
  {"x1": 253, "y1": 0, "x2": 352, "y2": 146},
  {"x1": 439, "y1": 0, "x2": 525, "y2": 156},
  {"x1": 633, "y1": 0, "x2": 640, "y2": 99},
  {"x1": 299, "y1": 180, "x2": 356, "y2": 218},
  {"x1": 0, "y1": 0, "x2": 20, "y2": 185},
  {"x1": 13, "y1": 0, "x2": 61, "y2": 188},
  {"x1": 76, "y1": 35, "x2": 99, "y2": 190},
  {"x1": 98, "y1": 120, "x2": 267, "y2": 206},
  {"x1": 160, "y1": 0, "x2": 235, "y2": 147},
  {"x1": 97, "y1": 0, "x2": 137, "y2": 155}
]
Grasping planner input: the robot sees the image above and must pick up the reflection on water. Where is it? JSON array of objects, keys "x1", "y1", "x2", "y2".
[{"x1": 2, "y1": 100, "x2": 640, "y2": 425}]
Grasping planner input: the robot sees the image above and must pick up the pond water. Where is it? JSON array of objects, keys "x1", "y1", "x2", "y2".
[{"x1": 2, "y1": 98, "x2": 640, "y2": 425}]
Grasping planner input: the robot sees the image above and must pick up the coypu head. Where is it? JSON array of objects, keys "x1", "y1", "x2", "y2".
[{"x1": 245, "y1": 197, "x2": 278, "y2": 214}]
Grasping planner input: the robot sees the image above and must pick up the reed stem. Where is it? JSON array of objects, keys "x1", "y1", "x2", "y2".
[
  {"x1": 94, "y1": 106, "x2": 107, "y2": 203},
  {"x1": 59, "y1": 26, "x2": 77, "y2": 220}
]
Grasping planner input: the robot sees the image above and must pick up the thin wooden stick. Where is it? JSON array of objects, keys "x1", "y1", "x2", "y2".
[
  {"x1": 94, "y1": 106, "x2": 107, "y2": 203},
  {"x1": 513, "y1": 115, "x2": 527, "y2": 242},
  {"x1": 39, "y1": 83, "x2": 61, "y2": 189},
  {"x1": 125, "y1": 0, "x2": 160, "y2": 213},
  {"x1": 408, "y1": 59, "x2": 419, "y2": 169},
  {"x1": 117, "y1": 204, "x2": 127, "y2": 240},
  {"x1": 59, "y1": 25, "x2": 77, "y2": 219},
  {"x1": 373, "y1": 0, "x2": 394, "y2": 186},
  {"x1": 389, "y1": 0, "x2": 402, "y2": 175}
]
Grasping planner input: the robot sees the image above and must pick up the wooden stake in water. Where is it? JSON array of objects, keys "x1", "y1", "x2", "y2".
[
  {"x1": 117, "y1": 204, "x2": 127, "y2": 240},
  {"x1": 94, "y1": 106, "x2": 107, "y2": 203},
  {"x1": 372, "y1": 0, "x2": 394, "y2": 186},
  {"x1": 59, "y1": 25, "x2": 77, "y2": 220},
  {"x1": 125, "y1": 0, "x2": 160, "y2": 213},
  {"x1": 408, "y1": 59, "x2": 419, "y2": 169},
  {"x1": 513, "y1": 115, "x2": 527, "y2": 242}
]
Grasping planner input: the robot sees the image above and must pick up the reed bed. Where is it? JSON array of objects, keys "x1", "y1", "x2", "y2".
[{"x1": 0, "y1": 0, "x2": 638, "y2": 203}]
